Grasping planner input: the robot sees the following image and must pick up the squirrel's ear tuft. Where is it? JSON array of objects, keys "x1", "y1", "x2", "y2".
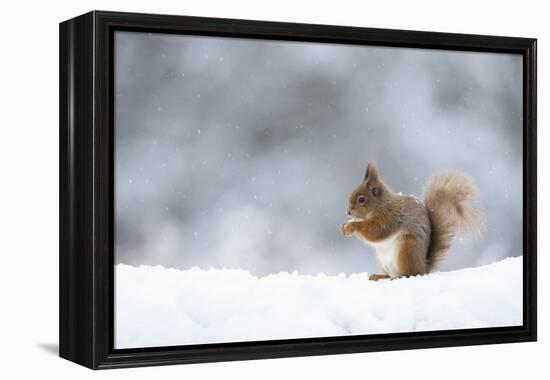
[
  {"x1": 371, "y1": 184, "x2": 381, "y2": 196},
  {"x1": 364, "y1": 162, "x2": 379, "y2": 182}
]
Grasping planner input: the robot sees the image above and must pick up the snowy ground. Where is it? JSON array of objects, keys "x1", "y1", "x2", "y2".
[{"x1": 115, "y1": 257, "x2": 522, "y2": 349}]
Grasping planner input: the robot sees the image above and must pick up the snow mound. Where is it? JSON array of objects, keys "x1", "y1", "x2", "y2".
[{"x1": 115, "y1": 257, "x2": 522, "y2": 348}]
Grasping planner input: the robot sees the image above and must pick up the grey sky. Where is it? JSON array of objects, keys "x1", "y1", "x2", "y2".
[{"x1": 114, "y1": 31, "x2": 523, "y2": 276}]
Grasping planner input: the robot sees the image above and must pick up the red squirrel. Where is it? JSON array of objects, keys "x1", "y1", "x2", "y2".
[{"x1": 340, "y1": 162, "x2": 483, "y2": 281}]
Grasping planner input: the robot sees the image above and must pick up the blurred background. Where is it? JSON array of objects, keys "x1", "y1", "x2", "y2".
[{"x1": 114, "y1": 31, "x2": 523, "y2": 276}]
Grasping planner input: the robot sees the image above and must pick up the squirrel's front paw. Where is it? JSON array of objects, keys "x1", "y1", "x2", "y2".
[{"x1": 340, "y1": 222, "x2": 355, "y2": 237}]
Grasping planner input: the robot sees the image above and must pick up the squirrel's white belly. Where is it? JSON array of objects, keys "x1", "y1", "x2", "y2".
[{"x1": 369, "y1": 233, "x2": 401, "y2": 277}]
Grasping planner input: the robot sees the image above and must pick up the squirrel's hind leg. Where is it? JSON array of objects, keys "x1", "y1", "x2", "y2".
[
  {"x1": 368, "y1": 273, "x2": 390, "y2": 281},
  {"x1": 395, "y1": 234, "x2": 428, "y2": 277}
]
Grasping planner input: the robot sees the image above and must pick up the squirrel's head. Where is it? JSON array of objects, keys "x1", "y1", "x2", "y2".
[{"x1": 346, "y1": 162, "x2": 389, "y2": 220}]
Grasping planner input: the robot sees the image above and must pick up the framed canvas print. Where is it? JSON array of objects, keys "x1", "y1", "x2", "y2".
[{"x1": 59, "y1": 11, "x2": 537, "y2": 369}]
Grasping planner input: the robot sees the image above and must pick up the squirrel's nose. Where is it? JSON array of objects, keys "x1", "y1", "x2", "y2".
[{"x1": 346, "y1": 210, "x2": 351, "y2": 216}]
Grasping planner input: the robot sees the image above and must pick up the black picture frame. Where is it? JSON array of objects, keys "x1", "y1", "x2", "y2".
[{"x1": 59, "y1": 10, "x2": 537, "y2": 370}]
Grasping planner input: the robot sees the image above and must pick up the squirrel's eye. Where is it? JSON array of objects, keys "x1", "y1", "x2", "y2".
[{"x1": 357, "y1": 195, "x2": 366, "y2": 205}]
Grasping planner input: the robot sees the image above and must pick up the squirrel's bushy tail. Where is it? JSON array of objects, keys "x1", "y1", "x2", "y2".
[{"x1": 424, "y1": 171, "x2": 484, "y2": 271}]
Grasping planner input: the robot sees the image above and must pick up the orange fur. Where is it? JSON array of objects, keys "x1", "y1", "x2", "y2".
[{"x1": 395, "y1": 234, "x2": 427, "y2": 277}]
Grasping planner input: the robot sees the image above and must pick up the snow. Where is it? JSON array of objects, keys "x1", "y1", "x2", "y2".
[{"x1": 115, "y1": 257, "x2": 522, "y2": 349}]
